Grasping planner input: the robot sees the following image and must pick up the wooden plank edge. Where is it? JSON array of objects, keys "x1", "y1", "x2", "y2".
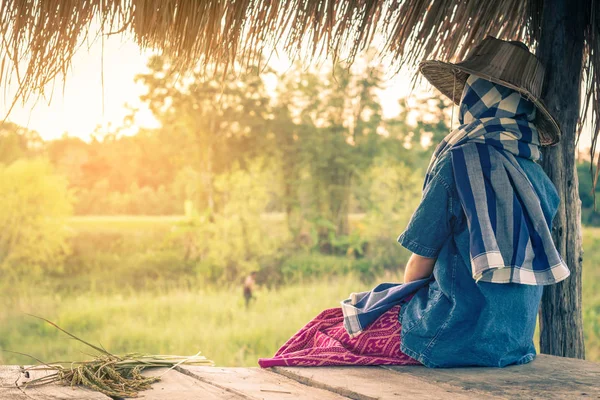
[
  {"x1": 174, "y1": 366, "x2": 254, "y2": 400},
  {"x1": 269, "y1": 367, "x2": 375, "y2": 400}
]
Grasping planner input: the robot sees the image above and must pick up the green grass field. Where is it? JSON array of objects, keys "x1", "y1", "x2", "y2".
[
  {"x1": 583, "y1": 227, "x2": 600, "y2": 360},
  {"x1": 0, "y1": 276, "x2": 369, "y2": 367},
  {"x1": 0, "y1": 217, "x2": 598, "y2": 366}
]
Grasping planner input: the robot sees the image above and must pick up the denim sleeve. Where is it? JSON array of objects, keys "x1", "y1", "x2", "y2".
[{"x1": 397, "y1": 172, "x2": 453, "y2": 258}]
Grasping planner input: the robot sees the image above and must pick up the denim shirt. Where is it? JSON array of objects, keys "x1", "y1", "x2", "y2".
[{"x1": 397, "y1": 153, "x2": 559, "y2": 368}]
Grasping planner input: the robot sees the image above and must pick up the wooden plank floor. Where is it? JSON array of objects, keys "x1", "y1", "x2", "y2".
[{"x1": 1, "y1": 355, "x2": 598, "y2": 399}]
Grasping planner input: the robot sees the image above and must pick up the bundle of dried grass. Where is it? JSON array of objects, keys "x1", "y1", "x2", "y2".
[
  {"x1": 10, "y1": 316, "x2": 213, "y2": 399},
  {"x1": 21, "y1": 354, "x2": 203, "y2": 398}
]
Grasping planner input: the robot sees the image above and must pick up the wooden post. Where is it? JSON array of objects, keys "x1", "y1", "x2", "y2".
[{"x1": 537, "y1": 0, "x2": 586, "y2": 358}]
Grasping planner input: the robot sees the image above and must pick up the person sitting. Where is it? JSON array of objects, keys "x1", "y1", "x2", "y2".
[{"x1": 259, "y1": 36, "x2": 569, "y2": 368}]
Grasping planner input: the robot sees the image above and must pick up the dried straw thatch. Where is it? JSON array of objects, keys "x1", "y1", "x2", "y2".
[{"x1": 0, "y1": 0, "x2": 598, "y2": 148}]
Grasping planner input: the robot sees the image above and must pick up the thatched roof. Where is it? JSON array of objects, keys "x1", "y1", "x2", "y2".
[{"x1": 1, "y1": 0, "x2": 598, "y2": 148}]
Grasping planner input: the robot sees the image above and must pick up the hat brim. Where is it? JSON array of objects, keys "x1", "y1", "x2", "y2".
[{"x1": 419, "y1": 60, "x2": 561, "y2": 147}]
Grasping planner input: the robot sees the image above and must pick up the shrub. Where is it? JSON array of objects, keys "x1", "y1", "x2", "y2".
[{"x1": 0, "y1": 159, "x2": 73, "y2": 277}]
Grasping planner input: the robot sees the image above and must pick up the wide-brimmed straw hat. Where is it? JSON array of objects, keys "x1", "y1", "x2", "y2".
[{"x1": 419, "y1": 36, "x2": 560, "y2": 146}]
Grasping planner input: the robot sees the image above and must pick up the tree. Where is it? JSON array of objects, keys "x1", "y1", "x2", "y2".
[
  {"x1": 136, "y1": 57, "x2": 272, "y2": 214},
  {"x1": 361, "y1": 159, "x2": 423, "y2": 268},
  {"x1": 271, "y1": 70, "x2": 305, "y2": 238},
  {"x1": 277, "y1": 60, "x2": 386, "y2": 251},
  {"x1": 0, "y1": 122, "x2": 43, "y2": 164},
  {"x1": 46, "y1": 135, "x2": 90, "y2": 189},
  {"x1": 536, "y1": 0, "x2": 586, "y2": 358}
]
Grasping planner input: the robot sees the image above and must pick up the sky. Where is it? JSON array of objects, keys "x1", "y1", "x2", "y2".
[
  {"x1": 2, "y1": 36, "x2": 159, "y2": 141},
  {"x1": 1, "y1": 33, "x2": 593, "y2": 152}
]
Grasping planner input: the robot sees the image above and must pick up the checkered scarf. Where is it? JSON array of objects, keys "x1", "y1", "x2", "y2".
[
  {"x1": 341, "y1": 278, "x2": 431, "y2": 338},
  {"x1": 425, "y1": 75, "x2": 570, "y2": 285}
]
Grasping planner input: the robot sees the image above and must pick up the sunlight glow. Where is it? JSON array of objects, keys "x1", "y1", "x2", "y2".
[{"x1": 2, "y1": 35, "x2": 425, "y2": 142}]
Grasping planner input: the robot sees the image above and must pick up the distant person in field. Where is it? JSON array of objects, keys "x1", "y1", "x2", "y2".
[
  {"x1": 259, "y1": 37, "x2": 570, "y2": 368},
  {"x1": 243, "y1": 271, "x2": 257, "y2": 308}
]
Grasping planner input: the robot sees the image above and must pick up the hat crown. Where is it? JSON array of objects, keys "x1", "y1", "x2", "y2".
[
  {"x1": 459, "y1": 36, "x2": 545, "y2": 99},
  {"x1": 418, "y1": 36, "x2": 561, "y2": 146}
]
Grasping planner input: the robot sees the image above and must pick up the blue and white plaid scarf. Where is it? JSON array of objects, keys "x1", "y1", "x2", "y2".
[
  {"x1": 426, "y1": 75, "x2": 570, "y2": 285},
  {"x1": 341, "y1": 278, "x2": 431, "y2": 338}
]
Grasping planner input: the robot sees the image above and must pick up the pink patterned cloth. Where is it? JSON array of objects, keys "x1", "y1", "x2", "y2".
[{"x1": 258, "y1": 305, "x2": 421, "y2": 367}]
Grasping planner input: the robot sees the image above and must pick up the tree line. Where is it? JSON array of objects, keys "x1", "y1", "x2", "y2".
[
  {"x1": 1, "y1": 55, "x2": 599, "y2": 281},
  {"x1": 2, "y1": 56, "x2": 448, "y2": 226}
]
